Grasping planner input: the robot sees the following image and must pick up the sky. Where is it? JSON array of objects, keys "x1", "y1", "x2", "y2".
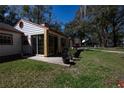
[{"x1": 52, "y1": 5, "x2": 79, "y2": 24}]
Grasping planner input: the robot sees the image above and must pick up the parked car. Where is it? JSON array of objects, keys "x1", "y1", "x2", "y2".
[{"x1": 73, "y1": 43, "x2": 81, "y2": 48}]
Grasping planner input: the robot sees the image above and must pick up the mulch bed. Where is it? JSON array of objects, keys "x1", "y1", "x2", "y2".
[{"x1": 117, "y1": 80, "x2": 124, "y2": 88}]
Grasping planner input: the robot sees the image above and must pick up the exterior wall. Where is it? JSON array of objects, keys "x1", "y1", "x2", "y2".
[
  {"x1": 15, "y1": 20, "x2": 45, "y2": 55},
  {"x1": 0, "y1": 30, "x2": 22, "y2": 57},
  {"x1": 22, "y1": 35, "x2": 32, "y2": 55},
  {"x1": 14, "y1": 19, "x2": 68, "y2": 57},
  {"x1": 15, "y1": 20, "x2": 45, "y2": 35},
  {"x1": 48, "y1": 30, "x2": 68, "y2": 55}
]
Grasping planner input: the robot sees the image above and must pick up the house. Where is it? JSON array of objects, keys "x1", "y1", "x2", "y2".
[
  {"x1": 15, "y1": 19, "x2": 69, "y2": 57},
  {"x1": 73, "y1": 37, "x2": 81, "y2": 47},
  {"x1": 0, "y1": 23, "x2": 23, "y2": 58},
  {"x1": 0, "y1": 19, "x2": 69, "y2": 58}
]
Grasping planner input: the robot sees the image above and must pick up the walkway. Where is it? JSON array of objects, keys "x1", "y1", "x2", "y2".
[
  {"x1": 91, "y1": 49, "x2": 124, "y2": 54},
  {"x1": 28, "y1": 55, "x2": 70, "y2": 66}
]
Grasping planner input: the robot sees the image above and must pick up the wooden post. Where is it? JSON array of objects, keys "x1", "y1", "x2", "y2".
[{"x1": 44, "y1": 29, "x2": 48, "y2": 56}]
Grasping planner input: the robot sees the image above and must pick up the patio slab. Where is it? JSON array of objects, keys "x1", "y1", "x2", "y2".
[{"x1": 28, "y1": 55, "x2": 70, "y2": 66}]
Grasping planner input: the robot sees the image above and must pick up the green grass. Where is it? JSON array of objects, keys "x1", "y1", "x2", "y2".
[{"x1": 0, "y1": 50, "x2": 124, "y2": 87}]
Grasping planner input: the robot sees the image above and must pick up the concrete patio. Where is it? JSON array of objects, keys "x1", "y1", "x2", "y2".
[{"x1": 28, "y1": 55, "x2": 70, "y2": 66}]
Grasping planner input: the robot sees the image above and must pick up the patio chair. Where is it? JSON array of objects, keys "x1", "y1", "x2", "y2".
[
  {"x1": 62, "y1": 48, "x2": 74, "y2": 64},
  {"x1": 74, "y1": 50, "x2": 82, "y2": 58}
]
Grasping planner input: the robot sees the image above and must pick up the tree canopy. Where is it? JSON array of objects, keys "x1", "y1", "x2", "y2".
[
  {"x1": 0, "y1": 5, "x2": 62, "y2": 31},
  {"x1": 64, "y1": 5, "x2": 124, "y2": 47}
]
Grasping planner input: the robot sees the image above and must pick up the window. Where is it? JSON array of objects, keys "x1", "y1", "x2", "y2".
[
  {"x1": 19, "y1": 21, "x2": 24, "y2": 28},
  {"x1": 38, "y1": 35, "x2": 44, "y2": 54},
  {"x1": 31, "y1": 35, "x2": 44, "y2": 54},
  {"x1": 0, "y1": 33, "x2": 13, "y2": 45},
  {"x1": 48, "y1": 34, "x2": 58, "y2": 55},
  {"x1": 61, "y1": 38, "x2": 66, "y2": 47}
]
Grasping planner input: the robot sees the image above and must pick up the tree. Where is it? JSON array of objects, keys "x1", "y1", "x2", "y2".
[
  {"x1": 31, "y1": 5, "x2": 52, "y2": 24},
  {"x1": 64, "y1": 5, "x2": 124, "y2": 47},
  {"x1": 49, "y1": 21, "x2": 62, "y2": 31},
  {"x1": 107, "y1": 6, "x2": 124, "y2": 47},
  {"x1": 92, "y1": 6, "x2": 111, "y2": 47},
  {"x1": 21, "y1": 5, "x2": 32, "y2": 20},
  {"x1": 0, "y1": 6, "x2": 22, "y2": 26},
  {"x1": 0, "y1": 6, "x2": 8, "y2": 22},
  {"x1": 82, "y1": 6, "x2": 124, "y2": 47}
]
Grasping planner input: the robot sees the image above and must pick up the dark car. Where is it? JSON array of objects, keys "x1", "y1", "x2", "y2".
[{"x1": 73, "y1": 43, "x2": 81, "y2": 48}]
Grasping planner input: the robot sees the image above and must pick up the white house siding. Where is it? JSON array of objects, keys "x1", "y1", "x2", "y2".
[
  {"x1": 15, "y1": 20, "x2": 45, "y2": 35},
  {"x1": 0, "y1": 30, "x2": 22, "y2": 57},
  {"x1": 15, "y1": 20, "x2": 45, "y2": 55}
]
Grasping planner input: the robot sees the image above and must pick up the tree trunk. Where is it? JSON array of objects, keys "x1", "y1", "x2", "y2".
[
  {"x1": 104, "y1": 27, "x2": 109, "y2": 47},
  {"x1": 112, "y1": 26, "x2": 117, "y2": 47},
  {"x1": 37, "y1": 5, "x2": 40, "y2": 24},
  {"x1": 101, "y1": 27, "x2": 105, "y2": 47},
  {"x1": 98, "y1": 31, "x2": 103, "y2": 47}
]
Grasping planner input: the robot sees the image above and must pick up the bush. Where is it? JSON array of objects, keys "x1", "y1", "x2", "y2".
[{"x1": 68, "y1": 47, "x2": 77, "y2": 57}]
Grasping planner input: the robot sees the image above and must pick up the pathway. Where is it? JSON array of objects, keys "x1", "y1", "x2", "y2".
[
  {"x1": 28, "y1": 55, "x2": 70, "y2": 66},
  {"x1": 91, "y1": 49, "x2": 124, "y2": 54}
]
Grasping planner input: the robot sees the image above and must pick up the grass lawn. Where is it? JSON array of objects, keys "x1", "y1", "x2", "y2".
[{"x1": 0, "y1": 50, "x2": 124, "y2": 88}]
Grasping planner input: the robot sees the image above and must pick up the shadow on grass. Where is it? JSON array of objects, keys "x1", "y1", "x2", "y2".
[
  {"x1": 120, "y1": 56, "x2": 124, "y2": 59},
  {"x1": 70, "y1": 62, "x2": 76, "y2": 65},
  {"x1": 63, "y1": 61, "x2": 76, "y2": 66},
  {"x1": 0, "y1": 54, "x2": 28, "y2": 63}
]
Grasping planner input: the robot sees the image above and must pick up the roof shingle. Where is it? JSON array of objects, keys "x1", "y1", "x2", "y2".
[{"x1": 0, "y1": 23, "x2": 23, "y2": 34}]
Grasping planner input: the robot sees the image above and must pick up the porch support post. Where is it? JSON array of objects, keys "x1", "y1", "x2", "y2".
[
  {"x1": 44, "y1": 29, "x2": 48, "y2": 57},
  {"x1": 36, "y1": 36, "x2": 38, "y2": 55},
  {"x1": 58, "y1": 37, "x2": 61, "y2": 54}
]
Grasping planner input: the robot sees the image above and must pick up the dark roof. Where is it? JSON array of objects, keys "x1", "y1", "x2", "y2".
[
  {"x1": 49, "y1": 28, "x2": 68, "y2": 38},
  {"x1": 0, "y1": 23, "x2": 23, "y2": 34}
]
